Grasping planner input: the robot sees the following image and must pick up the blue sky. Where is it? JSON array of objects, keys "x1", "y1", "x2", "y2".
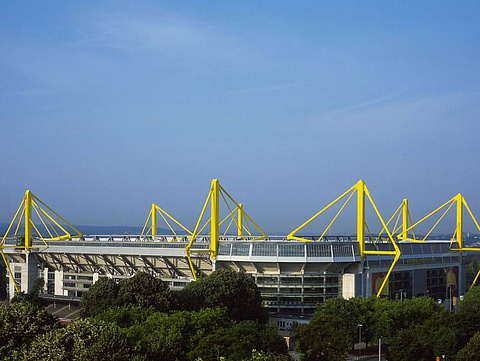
[{"x1": 1, "y1": 1, "x2": 480, "y2": 235}]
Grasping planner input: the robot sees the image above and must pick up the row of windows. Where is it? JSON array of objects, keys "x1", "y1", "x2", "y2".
[
  {"x1": 256, "y1": 276, "x2": 339, "y2": 285},
  {"x1": 220, "y1": 243, "x2": 356, "y2": 258}
]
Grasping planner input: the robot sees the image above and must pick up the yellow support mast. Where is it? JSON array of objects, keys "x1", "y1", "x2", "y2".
[
  {"x1": 288, "y1": 180, "x2": 401, "y2": 298},
  {"x1": 378, "y1": 199, "x2": 416, "y2": 241},
  {"x1": 357, "y1": 180, "x2": 365, "y2": 257},
  {"x1": 151, "y1": 203, "x2": 157, "y2": 238},
  {"x1": 185, "y1": 179, "x2": 267, "y2": 280},
  {"x1": 25, "y1": 190, "x2": 33, "y2": 250},
  {"x1": 395, "y1": 193, "x2": 480, "y2": 290},
  {"x1": 141, "y1": 203, "x2": 192, "y2": 239},
  {"x1": 211, "y1": 179, "x2": 219, "y2": 258},
  {"x1": 0, "y1": 190, "x2": 82, "y2": 295},
  {"x1": 237, "y1": 204, "x2": 244, "y2": 237},
  {"x1": 402, "y1": 199, "x2": 409, "y2": 241}
]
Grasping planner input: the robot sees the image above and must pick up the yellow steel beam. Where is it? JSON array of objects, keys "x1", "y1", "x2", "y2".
[
  {"x1": 356, "y1": 180, "x2": 365, "y2": 256},
  {"x1": 185, "y1": 179, "x2": 267, "y2": 280},
  {"x1": 211, "y1": 179, "x2": 219, "y2": 258},
  {"x1": 0, "y1": 250, "x2": 20, "y2": 294},
  {"x1": 238, "y1": 204, "x2": 244, "y2": 237},
  {"x1": 287, "y1": 180, "x2": 400, "y2": 298},
  {"x1": 25, "y1": 190, "x2": 33, "y2": 250},
  {"x1": 151, "y1": 203, "x2": 157, "y2": 237},
  {"x1": 401, "y1": 199, "x2": 408, "y2": 240},
  {"x1": 470, "y1": 270, "x2": 480, "y2": 291},
  {"x1": 287, "y1": 184, "x2": 358, "y2": 242},
  {"x1": 0, "y1": 190, "x2": 82, "y2": 296}
]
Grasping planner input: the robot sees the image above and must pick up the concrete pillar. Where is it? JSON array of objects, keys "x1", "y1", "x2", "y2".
[
  {"x1": 25, "y1": 252, "x2": 38, "y2": 293},
  {"x1": 54, "y1": 269, "x2": 66, "y2": 296},
  {"x1": 8, "y1": 252, "x2": 39, "y2": 299},
  {"x1": 43, "y1": 268, "x2": 49, "y2": 293}
]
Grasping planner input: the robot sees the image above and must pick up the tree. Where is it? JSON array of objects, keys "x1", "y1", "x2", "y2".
[
  {"x1": 384, "y1": 299, "x2": 455, "y2": 361},
  {"x1": 191, "y1": 320, "x2": 288, "y2": 361},
  {"x1": 455, "y1": 285, "x2": 480, "y2": 348},
  {"x1": 313, "y1": 297, "x2": 359, "y2": 350},
  {"x1": 0, "y1": 301, "x2": 58, "y2": 359},
  {"x1": 24, "y1": 318, "x2": 133, "y2": 361},
  {"x1": 247, "y1": 349, "x2": 291, "y2": 361},
  {"x1": 386, "y1": 321, "x2": 456, "y2": 361},
  {"x1": 81, "y1": 272, "x2": 177, "y2": 316},
  {"x1": 296, "y1": 313, "x2": 350, "y2": 361},
  {"x1": 122, "y1": 307, "x2": 232, "y2": 361},
  {"x1": 118, "y1": 272, "x2": 176, "y2": 312},
  {"x1": 180, "y1": 268, "x2": 265, "y2": 322},
  {"x1": 11, "y1": 277, "x2": 44, "y2": 307},
  {"x1": 80, "y1": 277, "x2": 120, "y2": 316},
  {"x1": 94, "y1": 305, "x2": 157, "y2": 328},
  {"x1": 464, "y1": 254, "x2": 480, "y2": 287},
  {"x1": 457, "y1": 331, "x2": 480, "y2": 361}
]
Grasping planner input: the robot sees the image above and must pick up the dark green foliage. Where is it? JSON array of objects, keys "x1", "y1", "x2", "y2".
[
  {"x1": 0, "y1": 301, "x2": 58, "y2": 359},
  {"x1": 311, "y1": 297, "x2": 358, "y2": 349},
  {"x1": 24, "y1": 318, "x2": 132, "y2": 361},
  {"x1": 387, "y1": 320, "x2": 456, "y2": 361},
  {"x1": 179, "y1": 268, "x2": 265, "y2": 322},
  {"x1": 464, "y1": 254, "x2": 480, "y2": 287},
  {"x1": 455, "y1": 285, "x2": 480, "y2": 349},
  {"x1": 296, "y1": 313, "x2": 350, "y2": 361},
  {"x1": 94, "y1": 305, "x2": 157, "y2": 328},
  {"x1": 296, "y1": 296, "x2": 455, "y2": 361},
  {"x1": 80, "y1": 277, "x2": 120, "y2": 316},
  {"x1": 191, "y1": 320, "x2": 288, "y2": 361},
  {"x1": 11, "y1": 277, "x2": 44, "y2": 307},
  {"x1": 119, "y1": 271, "x2": 176, "y2": 311},
  {"x1": 457, "y1": 331, "x2": 480, "y2": 361},
  {"x1": 247, "y1": 349, "x2": 292, "y2": 361},
  {"x1": 375, "y1": 297, "x2": 456, "y2": 361},
  {"x1": 81, "y1": 272, "x2": 176, "y2": 316},
  {"x1": 95, "y1": 306, "x2": 287, "y2": 361},
  {"x1": 123, "y1": 307, "x2": 232, "y2": 360}
]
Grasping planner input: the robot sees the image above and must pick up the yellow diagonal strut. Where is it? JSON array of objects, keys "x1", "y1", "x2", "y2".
[
  {"x1": 185, "y1": 179, "x2": 268, "y2": 281},
  {"x1": 0, "y1": 190, "x2": 83, "y2": 295},
  {"x1": 141, "y1": 203, "x2": 192, "y2": 239},
  {"x1": 287, "y1": 180, "x2": 401, "y2": 298}
]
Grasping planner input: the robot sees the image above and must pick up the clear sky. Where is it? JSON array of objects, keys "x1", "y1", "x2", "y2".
[{"x1": 1, "y1": 1, "x2": 480, "y2": 235}]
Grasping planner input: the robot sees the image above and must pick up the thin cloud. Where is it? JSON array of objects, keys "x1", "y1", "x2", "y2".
[
  {"x1": 76, "y1": 10, "x2": 220, "y2": 52},
  {"x1": 310, "y1": 89, "x2": 480, "y2": 138},
  {"x1": 326, "y1": 92, "x2": 404, "y2": 116},
  {"x1": 0, "y1": 88, "x2": 52, "y2": 97},
  {"x1": 223, "y1": 82, "x2": 309, "y2": 96}
]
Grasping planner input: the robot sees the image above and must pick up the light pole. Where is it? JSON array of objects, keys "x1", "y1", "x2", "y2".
[
  {"x1": 358, "y1": 324, "x2": 363, "y2": 359},
  {"x1": 378, "y1": 338, "x2": 381, "y2": 361}
]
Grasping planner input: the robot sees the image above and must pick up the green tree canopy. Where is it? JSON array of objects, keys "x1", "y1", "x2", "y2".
[
  {"x1": 0, "y1": 301, "x2": 58, "y2": 359},
  {"x1": 296, "y1": 296, "x2": 454, "y2": 361},
  {"x1": 24, "y1": 318, "x2": 132, "y2": 361},
  {"x1": 179, "y1": 268, "x2": 265, "y2": 322},
  {"x1": 191, "y1": 320, "x2": 288, "y2": 361},
  {"x1": 455, "y1": 285, "x2": 480, "y2": 348},
  {"x1": 296, "y1": 313, "x2": 350, "y2": 361},
  {"x1": 81, "y1": 272, "x2": 176, "y2": 316},
  {"x1": 122, "y1": 307, "x2": 232, "y2": 361},
  {"x1": 118, "y1": 271, "x2": 176, "y2": 311},
  {"x1": 80, "y1": 277, "x2": 120, "y2": 316},
  {"x1": 457, "y1": 331, "x2": 480, "y2": 361}
]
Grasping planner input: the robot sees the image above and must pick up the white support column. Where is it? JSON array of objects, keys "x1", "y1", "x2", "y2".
[
  {"x1": 43, "y1": 268, "x2": 49, "y2": 294},
  {"x1": 54, "y1": 270, "x2": 66, "y2": 296},
  {"x1": 24, "y1": 252, "x2": 38, "y2": 293}
]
